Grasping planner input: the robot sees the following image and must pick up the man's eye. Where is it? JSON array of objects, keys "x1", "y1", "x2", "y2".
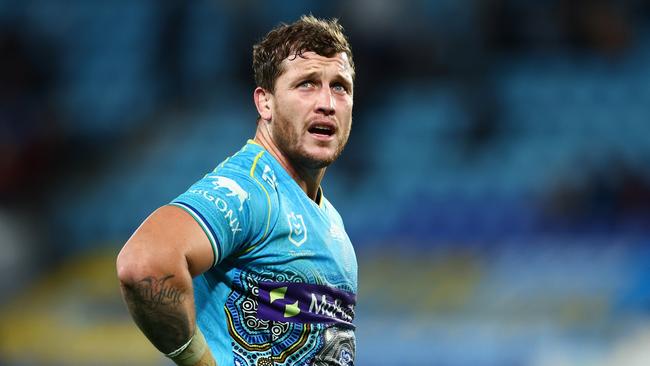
[
  {"x1": 299, "y1": 81, "x2": 315, "y2": 88},
  {"x1": 332, "y1": 84, "x2": 348, "y2": 94}
]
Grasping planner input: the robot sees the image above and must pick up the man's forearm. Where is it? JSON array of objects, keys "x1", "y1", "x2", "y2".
[
  {"x1": 117, "y1": 205, "x2": 218, "y2": 365},
  {"x1": 120, "y1": 273, "x2": 193, "y2": 354}
]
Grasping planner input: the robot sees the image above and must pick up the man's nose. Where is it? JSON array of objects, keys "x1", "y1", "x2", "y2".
[{"x1": 315, "y1": 87, "x2": 335, "y2": 116}]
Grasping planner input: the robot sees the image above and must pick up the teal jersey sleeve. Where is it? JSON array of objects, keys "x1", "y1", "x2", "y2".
[{"x1": 169, "y1": 169, "x2": 273, "y2": 267}]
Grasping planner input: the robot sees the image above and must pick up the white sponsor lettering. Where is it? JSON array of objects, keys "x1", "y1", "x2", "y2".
[
  {"x1": 215, "y1": 197, "x2": 228, "y2": 212},
  {"x1": 309, "y1": 294, "x2": 327, "y2": 314},
  {"x1": 190, "y1": 189, "x2": 242, "y2": 235},
  {"x1": 308, "y1": 293, "x2": 353, "y2": 323},
  {"x1": 223, "y1": 209, "x2": 240, "y2": 234}
]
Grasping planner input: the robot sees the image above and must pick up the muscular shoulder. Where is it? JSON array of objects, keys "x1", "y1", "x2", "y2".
[{"x1": 208, "y1": 141, "x2": 280, "y2": 206}]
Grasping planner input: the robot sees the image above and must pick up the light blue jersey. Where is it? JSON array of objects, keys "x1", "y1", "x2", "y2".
[{"x1": 170, "y1": 140, "x2": 358, "y2": 366}]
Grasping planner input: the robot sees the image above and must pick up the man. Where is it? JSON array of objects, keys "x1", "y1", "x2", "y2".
[{"x1": 117, "y1": 15, "x2": 358, "y2": 366}]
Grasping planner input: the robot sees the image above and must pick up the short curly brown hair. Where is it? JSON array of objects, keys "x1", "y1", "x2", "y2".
[{"x1": 253, "y1": 15, "x2": 354, "y2": 92}]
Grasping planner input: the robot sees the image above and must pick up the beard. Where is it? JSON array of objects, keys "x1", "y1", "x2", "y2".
[{"x1": 270, "y1": 114, "x2": 350, "y2": 170}]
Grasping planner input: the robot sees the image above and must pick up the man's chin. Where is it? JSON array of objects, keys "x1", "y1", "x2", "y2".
[{"x1": 294, "y1": 149, "x2": 338, "y2": 169}]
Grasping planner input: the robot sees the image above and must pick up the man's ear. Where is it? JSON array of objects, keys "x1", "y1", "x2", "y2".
[{"x1": 254, "y1": 87, "x2": 273, "y2": 121}]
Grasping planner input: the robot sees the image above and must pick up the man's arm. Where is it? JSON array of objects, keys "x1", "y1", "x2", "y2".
[{"x1": 116, "y1": 205, "x2": 217, "y2": 366}]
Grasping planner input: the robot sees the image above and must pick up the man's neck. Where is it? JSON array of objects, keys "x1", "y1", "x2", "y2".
[{"x1": 253, "y1": 122, "x2": 325, "y2": 202}]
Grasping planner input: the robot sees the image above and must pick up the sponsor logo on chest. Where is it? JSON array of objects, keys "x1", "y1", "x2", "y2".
[{"x1": 257, "y1": 281, "x2": 356, "y2": 327}]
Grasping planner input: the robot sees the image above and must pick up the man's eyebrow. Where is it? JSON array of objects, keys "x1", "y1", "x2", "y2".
[
  {"x1": 332, "y1": 73, "x2": 353, "y2": 90},
  {"x1": 293, "y1": 71, "x2": 320, "y2": 82},
  {"x1": 293, "y1": 71, "x2": 353, "y2": 88}
]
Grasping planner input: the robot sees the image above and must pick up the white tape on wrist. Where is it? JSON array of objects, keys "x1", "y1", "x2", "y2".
[
  {"x1": 165, "y1": 327, "x2": 209, "y2": 366},
  {"x1": 165, "y1": 334, "x2": 194, "y2": 358}
]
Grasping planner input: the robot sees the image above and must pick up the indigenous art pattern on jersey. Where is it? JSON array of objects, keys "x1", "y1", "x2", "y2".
[{"x1": 225, "y1": 267, "x2": 355, "y2": 366}]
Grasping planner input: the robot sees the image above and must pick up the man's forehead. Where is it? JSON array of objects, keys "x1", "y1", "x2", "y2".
[{"x1": 281, "y1": 51, "x2": 353, "y2": 77}]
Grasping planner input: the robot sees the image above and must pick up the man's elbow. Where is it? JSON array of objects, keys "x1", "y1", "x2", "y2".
[
  {"x1": 116, "y1": 244, "x2": 142, "y2": 287},
  {"x1": 117, "y1": 241, "x2": 162, "y2": 286},
  {"x1": 116, "y1": 236, "x2": 187, "y2": 287}
]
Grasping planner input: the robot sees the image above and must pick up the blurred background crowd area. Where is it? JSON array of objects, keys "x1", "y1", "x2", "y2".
[{"x1": 1, "y1": 0, "x2": 649, "y2": 365}]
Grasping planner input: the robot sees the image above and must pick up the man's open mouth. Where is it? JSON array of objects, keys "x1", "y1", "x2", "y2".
[{"x1": 308, "y1": 124, "x2": 335, "y2": 137}]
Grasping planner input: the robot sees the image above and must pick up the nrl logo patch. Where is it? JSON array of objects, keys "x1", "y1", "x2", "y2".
[{"x1": 287, "y1": 211, "x2": 307, "y2": 246}]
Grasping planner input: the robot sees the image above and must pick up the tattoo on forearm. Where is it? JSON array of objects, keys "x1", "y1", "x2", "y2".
[
  {"x1": 136, "y1": 274, "x2": 185, "y2": 308},
  {"x1": 122, "y1": 274, "x2": 192, "y2": 354}
]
